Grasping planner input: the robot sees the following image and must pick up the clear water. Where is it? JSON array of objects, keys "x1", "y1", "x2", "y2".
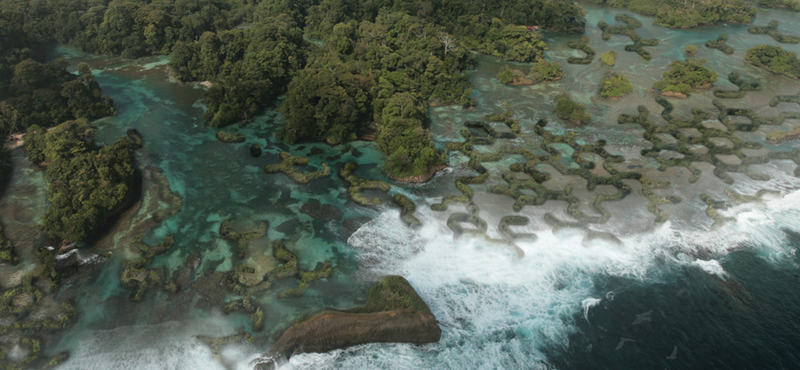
[{"x1": 2, "y1": 4, "x2": 800, "y2": 369}]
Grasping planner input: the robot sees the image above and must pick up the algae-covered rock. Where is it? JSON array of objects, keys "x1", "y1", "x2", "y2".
[
  {"x1": 392, "y1": 194, "x2": 422, "y2": 228},
  {"x1": 339, "y1": 161, "x2": 391, "y2": 206},
  {"x1": 261, "y1": 276, "x2": 440, "y2": 361},
  {"x1": 216, "y1": 130, "x2": 246, "y2": 143},
  {"x1": 250, "y1": 144, "x2": 262, "y2": 158},
  {"x1": 264, "y1": 152, "x2": 330, "y2": 184}
]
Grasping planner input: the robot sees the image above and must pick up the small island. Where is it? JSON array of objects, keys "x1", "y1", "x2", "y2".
[
  {"x1": 745, "y1": 45, "x2": 800, "y2": 79},
  {"x1": 497, "y1": 60, "x2": 564, "y2": 86},
  {"x1": 260, "y1": 275, "x2": 441, "y2": 362},
  {"x1": 653, "y1": 58, "x2": 719, "y2": 98},
  {"x1": 554, "y1": 94, "x2": 591, "y2": 124},
  {"x1": 599, "y1": 71, "x2": 633, "y2": 100}
]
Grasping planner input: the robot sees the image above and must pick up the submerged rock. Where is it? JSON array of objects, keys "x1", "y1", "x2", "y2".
[
  {"x1": 299, "y1": 200, "x2": 343, "y2": 222},
  {"x1": 259, "y1": 275, "x2": 441, "y2": 362}
]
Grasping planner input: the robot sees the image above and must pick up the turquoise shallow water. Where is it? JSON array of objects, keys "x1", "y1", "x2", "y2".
[{"x1": 3, "y1": 3, "x2": 800, "y2": 369}]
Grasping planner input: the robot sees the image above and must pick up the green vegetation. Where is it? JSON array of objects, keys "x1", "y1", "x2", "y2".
[
  {"x1": 24, "y1": 119, "x2": 137, "y2": 243},
  {"x1": 170, "y1": 16, "x2": 309, "y2": 127},
  {"x1": 498, "y1": 60, "x2": 564, "y2": 85},
  {"x1": 0, "y1": 226, "x2": 18, "y2": 265},
  {"x1": 600, "y1": 50, "x2": 618, "y2": 66},
  {"x1": 587, "y1": 0, "x2": 757, "y2": 28},
  {"x1": 714, "y1": 72, "x2": 762, "y2": 98},
  {"x1": 566, "y1": 37, "x2": 595, "y2": 64},
  {"x1": 745, "y1": 45, "x2": 800, "y2": 79},
  {"x1": 458, "y1": 20, "x2": 548, "y2": 63},
  {"x1": 530, "y1": 60, "x2": 565, "y2": 82},
  {"x1": 343, "y1": 275, "x2": 432, "y2": 315},
  {"x1": 377, "y1": 93, "x2": 446, "y2": 180},
  {"x1": 497, "y1": 67, "x2": 517, "y2": 85},
  {"x1": 554, "y1": 94, "x2": 591, "y2": 124},
  {"x1": 304, "y1": 0, "x2": 588, "y2": 37},
  {"x1": 758, "y1": 0, "x2": 800, "y2": 11},
  {"x1": 770, "y1": 90, "x2": 800, "y2": 107},
  {"x1": 599, "y1": 71, "x2": 633, "y2": 99},
  {"x1": 705, "y1": 34, "x2": 734, "y2": 55},
  {"x1": 685, "y1": 45, "x2": 698, "y2": 55},
  {"x1": 264, "y1": 152, "x2": 330, "y2": 184},
  {"x1": 598, "y1": 15, "x2": 659, "y2": 60},
  {"x1": 748, "y1": 20, "x2": 800, "y2": 44},
  {"x1": 653, "y1": 59, "x2": 719, "y2": 96},
  {"x1": 1, "y1": 59, "x2": 114, "y2": 134}
]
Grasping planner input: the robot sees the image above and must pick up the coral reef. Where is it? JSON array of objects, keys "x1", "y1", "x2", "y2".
[
  {"x1": 566, "y1": 37, "x2": 595, "y2": 64},
  {"x1": 748, "y1": 20, "x2": 800, "y2": 43},
  {"x1": 120, "y1": 235, "x2": 176, "y2": 301},
  {"x1": 705, "y1": 34, "x2": 735, "y2": 54},
  {"x1": 598, "y1": 15, "x2": 659, "y2": 60},
  {"x1": 219, "y1": 219, "x2": 268, "y2": 258},
  {"x1": 339, "y1": 161, "x2": 391, "y2": 205},
  {"x1": 264, "y1": 152, "x2": 330, "y2": 184},
  {"x1": 714, "y1": 72, "x2": 762, "y2": 98}
]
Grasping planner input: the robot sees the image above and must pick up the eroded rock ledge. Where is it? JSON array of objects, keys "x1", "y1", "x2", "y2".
[{"x1": 256, "y1": 276, "x2": 440, "y2": 366}]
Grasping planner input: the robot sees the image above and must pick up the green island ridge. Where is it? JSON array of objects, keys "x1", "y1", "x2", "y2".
[
  {"x1": 599, "y1": 71, "x2": 634, "y2": 99},
  {"x1": 758, "y1": 0, "x2": 800, "y2": 11},
  {"x1": 745, "y1": 45, "x2": 800, "y2": 78},
  {"x1": 598, "y1": 14, "x2": 659, "y2": 60},
  {"x1": 705, "y1": 34, "x2": 735, "y2": 55},
  {"x1": 653, "y1": 58, "x2": 719, "y2": 98},
  {"x1": 748, "y1": 20, "x2": 800, "y2": 43},
  {"x1": 24, "y1": 119, "x2": 138, "y2": 243}
]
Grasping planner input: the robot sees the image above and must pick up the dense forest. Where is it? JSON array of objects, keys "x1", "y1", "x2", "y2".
[
  {"x1": 24, "y1": 120, "x2": 138, "y2": 243},
  {"x1": 745, "y1": 45, "x2": 800, "y2": 78},
  {"x1": 585, "y1": 0, "x2": 758, "y2": 28},
  {"x1": 0, "y1": 0, "x2": 789, "y2": 184},
  {"x1": 0, "y1": 0, "x2": 586, "y2": 182}
]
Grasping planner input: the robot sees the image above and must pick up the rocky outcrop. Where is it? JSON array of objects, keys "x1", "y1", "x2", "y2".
[{"x1": 258, "y1": 276, "x2": 440, "y2": 362}]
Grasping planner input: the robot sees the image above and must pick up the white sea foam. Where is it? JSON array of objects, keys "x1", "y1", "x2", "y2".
[
  {"x1": 691, "y1": 259, "x2": 729, "y2": 280},
  {"x1": 56, "y1": 188, "x2": 800, "y2": 370},
  {"x1": 581, "y1": 298, "x2": 602, "y2": 323},
  {"x1": 277, "y1": 189, "x2": 800, "y2": 370},
  {"x1": 56, "y1": 321, "x2": 259, "y2": 370}
]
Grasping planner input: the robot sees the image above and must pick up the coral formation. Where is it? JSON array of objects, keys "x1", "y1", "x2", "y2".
[{"x1": 264, "y1": 152, "x2": 330, "y2": 184}]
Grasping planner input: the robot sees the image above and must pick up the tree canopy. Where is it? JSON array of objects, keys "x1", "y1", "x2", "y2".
[{"x1": 24, "y1": 119, "x2": 137, "y2": 243}]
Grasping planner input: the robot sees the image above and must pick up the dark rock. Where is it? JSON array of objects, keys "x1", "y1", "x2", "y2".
[
  {"x1": 259, "y1": 276, "x2": 441, "y2": 361},
  {"x1": 299, "y1": 200, "x2": 343, "y2": 222},
  {"x1": 341, "y1": 217, "x2": 372, "y2": 239},
  {"x1": 172, "y1": 252, "x2": 201, "y2": 290},
  {"x1": 250, "y1": 144, "x2": 262, "y2": 158},
  {"x1": 310, "y1": 147, "x2": 324, "y2": 155},
  {"x1": 275, "y1": 219, "x2": 302, "y2": 235}
]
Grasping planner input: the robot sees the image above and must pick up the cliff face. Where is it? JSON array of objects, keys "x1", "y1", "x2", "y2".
[{"x1": 263, "y1": 276, "x2": 441, "y2": 359}]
